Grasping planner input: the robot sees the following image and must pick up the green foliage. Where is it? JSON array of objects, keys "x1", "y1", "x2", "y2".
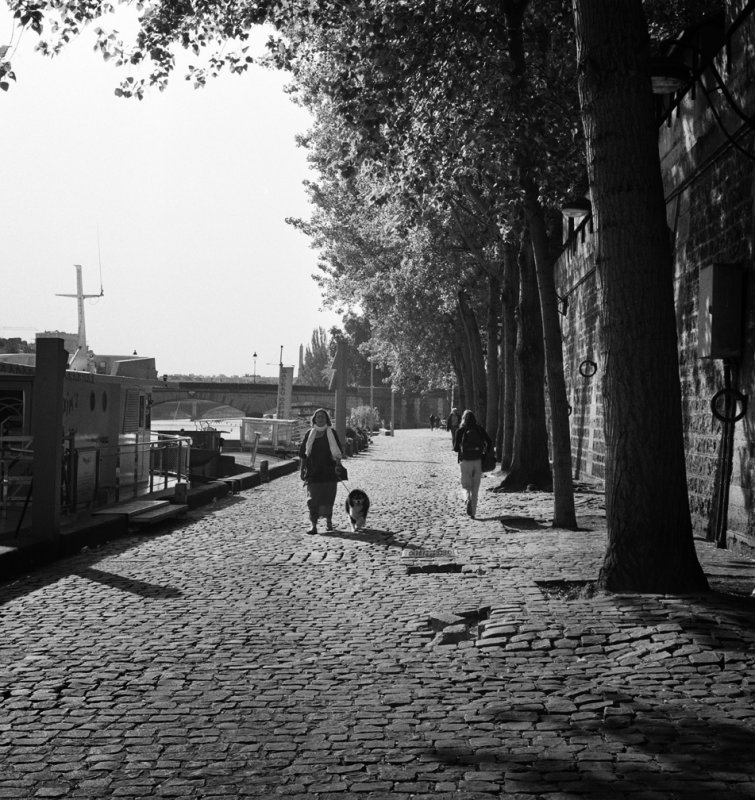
[
  {"x1": 349, "y1": 404, "x2": 380, "y2": 432},
  {"x1": 0, "y1": 44, "x2": 15, "y2": 92},
  {"x1": 166, "y1": 373, "x2": 278, "y2": 383},
  {"x1": 8, "y1": 0, "x2": 719, "y2": 397},
  {"x1": 644, "y1": 0, "x2": 723, "y2": 41},
  {"x1": 0, "y1": 338, "x2": 34, "y2": 354},
  {"x1": 8, "y1": 0, "x2": 268, "y2": 97},
  {"x1": 297, "y1": 325, "x2": 332, "y2": 386}
]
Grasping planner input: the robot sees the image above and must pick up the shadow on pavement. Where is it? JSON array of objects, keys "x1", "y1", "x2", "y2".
[
  {"x1": 0, "y1": 522, "x2": 185, "y2": 607},
  {"x1": 610, "y1": 589, "x2": 755, "y2": 641},
  {"x1": 73, "y1": 566, "x2": 183, "y2": 599},
  {"x1": 320, "y1": 527, "x2": 411, "y2": 549},
  {"x1": 428, "y1": 697, "x2": 755, "y2": 795},
  {"x1": 361, "y1": 458, "x2": 447, "y2": 465},
  {"x1": 475, "y1": 515, "x2": 548, "y2": 529}
]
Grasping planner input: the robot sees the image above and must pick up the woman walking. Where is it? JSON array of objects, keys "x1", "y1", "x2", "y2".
[
  {"x1": 299, "y1": 408, "x2": 344, "y2": 534},
  {"x1": 453, "y1": 409, "x2": 493, "y2": 519}
]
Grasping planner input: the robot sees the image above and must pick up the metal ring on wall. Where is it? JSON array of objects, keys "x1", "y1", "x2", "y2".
[
  {"x1": 710, "y1": 388, "x2": 748, "y2": 423},
  {"x1": 579, "y1": 359, "x2": 598, "y2": 378}
]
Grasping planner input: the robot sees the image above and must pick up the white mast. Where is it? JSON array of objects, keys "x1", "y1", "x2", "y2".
[{"x1": 55, "y1": 264, "x2": 103, "y2": 370}]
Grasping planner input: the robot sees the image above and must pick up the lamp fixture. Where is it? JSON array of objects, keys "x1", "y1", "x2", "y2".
[
  {"x1": 649, "y1": 57, "x2": 692, "y2": 94},
  {"x1": 561, "y1": 196, "x2": 591, "y2": 217}
]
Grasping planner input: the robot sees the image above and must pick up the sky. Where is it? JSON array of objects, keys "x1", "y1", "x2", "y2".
[{"x1": 0, "y1": 6, "x2": 342, "y2": 377}]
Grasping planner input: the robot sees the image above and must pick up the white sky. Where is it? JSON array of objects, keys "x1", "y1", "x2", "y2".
[{"x1": 0, "y1": 6, "x2": 342, "y2": 377}]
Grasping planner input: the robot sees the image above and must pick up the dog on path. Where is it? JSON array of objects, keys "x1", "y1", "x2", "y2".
[{"x1": 345, "y1": 489, "x2": 370, "y2": 532}]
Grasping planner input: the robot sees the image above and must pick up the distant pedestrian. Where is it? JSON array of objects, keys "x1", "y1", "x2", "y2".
[
  {"x1": 429, "y1": 414, "x2": 436, "y2": 430},
  {"x1": 299, "y1": 408, "x2": 344, "y2": 535},
  {"x1": 447, "y1": 407, "x2": 461, "y2": 443},
  {"x1": 453, "y1": 409, "x2": 492, "y2": 519}
]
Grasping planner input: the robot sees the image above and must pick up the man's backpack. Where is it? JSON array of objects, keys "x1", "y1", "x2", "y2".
[{"x1": 461, "y1": 426, "x2": 484, "y2": 459}]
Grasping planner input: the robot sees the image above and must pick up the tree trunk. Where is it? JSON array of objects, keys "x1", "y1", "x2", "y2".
[
  {"x1": 486, "y1": 270, "x2": 501, "y2": 448},
  {"x1": 523, "y1": 177, "x2": 578, "y2": 529},
  {"x1": 458, "y1": 291, "x2": 487, "y2": 420},
  {"x1": 573, "y1": 0, "x2": 708, "y2": 592},
  {"x1": 451, "y1": 315, "x2": 471, "y2": 411},
  {"x1": 500, "y1": 240, "x2": 518, "y2": 471},
  {"x1": 498, "y1": 234, "x2": 551, "y2": 491}
]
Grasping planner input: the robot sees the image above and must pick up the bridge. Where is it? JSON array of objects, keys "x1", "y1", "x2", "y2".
[{"x1": 150, "y1": 381, "x2": 449, "y2": 429}]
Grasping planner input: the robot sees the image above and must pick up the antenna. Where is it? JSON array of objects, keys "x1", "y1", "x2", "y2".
[
  {"x1": 267, "y1": 346, "x2": 293, "y2": 368},
  {"x1": 96, "y1": 226, "x2": 105, "y2": 295}
]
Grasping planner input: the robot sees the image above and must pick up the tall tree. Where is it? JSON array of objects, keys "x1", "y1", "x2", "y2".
[
  {"x1": 298, "y1": 326, "x2": 332, "y2": 386},
  {"x1": 572, "y1": 0, "x2": 708, "y2": 591},
  {"x1": 498, "y1": 0, "x2": 577, "y2": 523},
  {"x1": 501, "y1": 231, "x2": 552, "y2": 490},
  {"x1": 499, "y1": 240, "x2": 519, "y2": 470},
  {"x1": 12, "y1": 0, "x2": 718, "y2": 589}
]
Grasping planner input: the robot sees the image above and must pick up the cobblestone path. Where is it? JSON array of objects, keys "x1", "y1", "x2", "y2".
[{"x1": 1, "y1": 430, "x2": 755, "y2": 799}]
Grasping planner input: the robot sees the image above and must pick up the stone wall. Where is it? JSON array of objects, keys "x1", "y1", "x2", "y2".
[
  {"x1": 554, "y1": 5, "x2": 755, "y2": 549},
  {"x1": 556, "y1": 219, "x2": 605, "y2": 484}
]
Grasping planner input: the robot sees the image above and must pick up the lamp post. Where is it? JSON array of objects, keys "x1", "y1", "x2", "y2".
[
  {"x1": 253, "y1": 351, "x2": 257, "y2": 384},
  {"x1": 390, "y1": 384, "x2": 396, "y2": 436}
]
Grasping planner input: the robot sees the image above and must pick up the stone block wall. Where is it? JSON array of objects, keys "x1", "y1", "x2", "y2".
[
  {"x1": 554, "y1": 4, "x2": 755, "y2": 549},
  {"x1": 555, "y1": 219, "x2": 605, "y2": 484}
]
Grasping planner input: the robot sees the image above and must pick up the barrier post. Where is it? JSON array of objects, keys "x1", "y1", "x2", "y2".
[{"x1": 32, "y1": 337, "x2": 67, "y2": 544}]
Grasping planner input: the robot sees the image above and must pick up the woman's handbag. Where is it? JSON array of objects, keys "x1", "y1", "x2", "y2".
[{"x1": 481, "y1": 445, "x2": 496, "y2": 472}]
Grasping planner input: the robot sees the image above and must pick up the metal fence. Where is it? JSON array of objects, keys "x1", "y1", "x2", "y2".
[{"x1": 1, "y1": 433, "x2": 192, "y2": 538}]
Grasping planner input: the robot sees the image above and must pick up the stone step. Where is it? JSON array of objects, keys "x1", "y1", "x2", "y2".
[
  {"x1": 93, "y1": 499, "x2": 172, "y2": 519},
  {"x1": 130, "y1": 504, "x2": 188, "y2": 526}
]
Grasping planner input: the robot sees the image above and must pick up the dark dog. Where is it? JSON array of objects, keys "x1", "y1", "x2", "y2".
[{"x1": 345, "y1": 489, "x2": 370, "y2": 532}]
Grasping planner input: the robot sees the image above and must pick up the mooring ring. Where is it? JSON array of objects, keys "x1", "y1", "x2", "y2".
[
  {"x1": 710, "y1": 388, "x2": 748, "y2": 423},
  {"x1": 579, "y1": 359, "x2": 598, "y2": 378}
]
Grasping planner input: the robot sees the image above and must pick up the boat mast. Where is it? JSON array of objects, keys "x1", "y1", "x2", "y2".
[{"x1": 55, "y1": 264, "x2": 103, "y2": 369}]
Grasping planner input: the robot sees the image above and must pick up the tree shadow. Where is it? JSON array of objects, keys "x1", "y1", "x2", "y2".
[
  {"x1": 474, "y1": 515, "x2": 548, "y2": 530},
  {"x1": 363, "y1": 458, "x2": 447, "y2": 465},
  {"x1": 607, "y1": 588, "x2": 755, "y2": 646},
  {"x1": 425, "y1": 695, "x2": 755, "y2": 796},
  {"x1": 572, "y1": 481, "x2": 605, "y2": 495},
  {"x1": 492, "y1": 476, "x2": 553, "y2": 492},
  {"x1": 73, "y1": 566, "x2": 183, "y2": 599},
  {"x1": 0, "y1": 523, "x2": 184, "y2": 607},
  {"x1": 317, "y1": 527, "x2": 411, "y2": 549}
]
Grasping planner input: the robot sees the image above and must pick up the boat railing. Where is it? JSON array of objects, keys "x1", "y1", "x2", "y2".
[
  {"x1": 1, "y1": 432, "x2": 193, "y2": 537},
  {"x1": 62, "y1": 432, "x2": 193, "y2": 511}
]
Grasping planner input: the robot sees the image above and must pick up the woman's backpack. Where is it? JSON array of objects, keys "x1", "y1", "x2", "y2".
[{"x1": 460, "y1": 426, "x2": 484, "y2": 459}]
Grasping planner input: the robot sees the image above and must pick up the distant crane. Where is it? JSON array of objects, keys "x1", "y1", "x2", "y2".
[
  {"x1": 55, "y1": 264, "x2": 103, "y2": 370},
  {"x1": 0, "y1": 326, "x2": 37, "y2": 331}
]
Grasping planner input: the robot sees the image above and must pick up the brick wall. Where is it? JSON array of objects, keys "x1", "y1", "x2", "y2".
[
  {"x1": 554, "y1": 5, "x2": 755, "y2": 549},
  {"x1": 555, "y1": 218, "x2": 605, "y2": 484}
]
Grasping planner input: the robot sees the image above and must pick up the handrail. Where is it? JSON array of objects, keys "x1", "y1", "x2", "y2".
[
  {"x1": 64, "y1": 433, "x2": 193, "y2": 510},
  {"x1": 1, "y1": 432, "x2": 195, "y2": 538}
]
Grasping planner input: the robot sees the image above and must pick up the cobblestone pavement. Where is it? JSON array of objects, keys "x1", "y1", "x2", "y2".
[{"x1": 2, "y1": 430, "x2": 755, "y2": 799}]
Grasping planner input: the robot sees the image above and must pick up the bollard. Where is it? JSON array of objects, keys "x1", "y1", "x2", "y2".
[
  {"x1": 174, "y1": 482, "x2": 188, "y2": 504},
  {"x1": 260, "y1": 460, "x2": 269, "y2": 483}
]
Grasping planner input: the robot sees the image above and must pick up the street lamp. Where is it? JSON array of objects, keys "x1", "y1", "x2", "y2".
[
  {"x1": 253, "y1": 351, "x2": 257, "y2": 384},
  {"x1": 369, "y1": 357, "x2": 374, "y2": 409}
]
